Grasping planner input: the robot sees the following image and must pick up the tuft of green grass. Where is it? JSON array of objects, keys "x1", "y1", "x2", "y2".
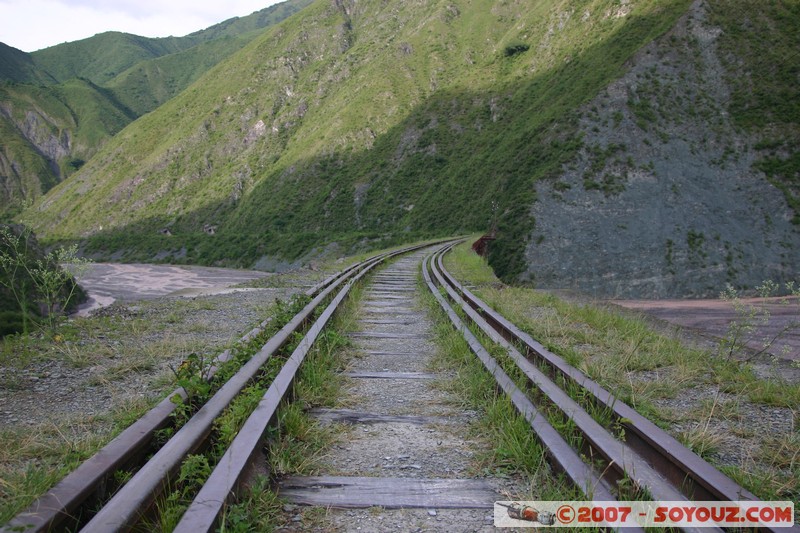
[
  {"x1": 0, "y1": 397, "x2": 154, "y2": 524},
  {"x1": 217, "y1": 476, "x2": 284, "y2": 533},
  {"x1": 443, "y1": 240, "x2": 800, "y2": 504},
  {"x1": 422, "y1": 278, "x2": 579, "y2": 500}
]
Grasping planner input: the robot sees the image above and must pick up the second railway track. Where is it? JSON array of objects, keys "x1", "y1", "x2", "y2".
[{"x1": 3, "y1": 240, "x2": 796, "y2": 532}]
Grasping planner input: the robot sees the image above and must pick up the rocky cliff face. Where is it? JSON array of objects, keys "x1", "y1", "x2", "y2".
[
  {"x1": 0, "y1": 102, "x2": 71, "y2": 214},
  {"x1": 525, "y1": 1, "x2": 799, "y2": 298}
]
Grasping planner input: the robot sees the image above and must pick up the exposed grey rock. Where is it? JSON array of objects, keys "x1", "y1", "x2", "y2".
[{"x1": 525, "y1": 0, "x2": 799, "y2": 298}]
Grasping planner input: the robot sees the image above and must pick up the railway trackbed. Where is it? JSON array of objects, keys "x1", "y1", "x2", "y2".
[{"x1": 3, "y1": 241, "x2": 796, "y2": 532}]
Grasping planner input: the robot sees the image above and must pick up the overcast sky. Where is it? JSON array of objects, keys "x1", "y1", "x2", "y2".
[{"x1": 0, "y1": 0, "x2": 283, "y2": 52}]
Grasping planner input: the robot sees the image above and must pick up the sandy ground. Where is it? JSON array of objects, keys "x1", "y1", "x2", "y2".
[
  {"x1": 73, "y1": 263, "x2": 270, "y2": 315},
  {"x1": 613, "y1": 297, "x2": 800, "y2": 361}
]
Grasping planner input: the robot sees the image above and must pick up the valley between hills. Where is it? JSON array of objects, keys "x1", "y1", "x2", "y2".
[{"x1": 1, "y1": 1, "x2": 799, "y2": 528}]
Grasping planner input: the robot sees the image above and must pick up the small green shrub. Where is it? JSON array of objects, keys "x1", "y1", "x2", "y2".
[{"x1": 504, "y1": 42, "x2": 530, "y2": 57}]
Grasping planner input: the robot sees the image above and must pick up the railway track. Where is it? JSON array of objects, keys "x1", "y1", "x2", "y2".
[
  {"x1": 3, "y1": 240, "x2": 795, "y2": 532},
  {"x1": 2, "y1": 242, "x2": 440, "y2": 533},
  {"x1": 423, "y1": 242, "x2": 796, "y2": 532}
]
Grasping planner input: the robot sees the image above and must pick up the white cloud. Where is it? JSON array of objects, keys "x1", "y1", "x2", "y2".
[{"x1": 0, "y1": 0, "x2": 282, "y2": 52}]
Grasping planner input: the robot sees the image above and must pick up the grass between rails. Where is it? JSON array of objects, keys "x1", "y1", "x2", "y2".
[
  {"x1": 213, "y1": 275, "x2": 364, "y2": 532},
  {"x1": 0, "y1": 241, "x2": 428, "y2": 527},
  {"x1": 139, "y1": 290, "x2": 331, "y2": 532},
  {"x1": 0, "y1": 289, "x2": 307, "y2": 526},
  {"x1": 418, "y1": 276, "x2": 587, "y2": 505},
  {"x1": 442, "y1": 240, "x2": 799, "y2": 505},
  {"x1": 420, "y1": 270, "x2": 652, "y2": 509}
]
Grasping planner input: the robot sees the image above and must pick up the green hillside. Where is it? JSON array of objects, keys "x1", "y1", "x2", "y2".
[
  {"x1": 0, "y1": 43, "x2": 56, "y2": 85},
  {"x1": 0, "y1": 80, "x2": 133, "y2": 218},
  {"x1": 106, "y1": 33, "x2": 261, "y2": 117},
  {"x1": 14, "y1": 0, "x2": 800, "y2": 292},
  {"x1": 26, "y1": 0, "x2": 313, "y2": 86},
  {"x1": 24, "y1": 0, "x2": 694, "y2": 277},
  {"x1": 30, "y1": 32, "x2": 186, "y2": 86},
  {"x1": 0, "y1": 0, "x2": 312, "y2": 217},
  {"x1": 709, "y1": 0, "x2": 800, "y2": 220},
  {"x1": 183, "y1": 0, "x2": 314, "y2": 43}
]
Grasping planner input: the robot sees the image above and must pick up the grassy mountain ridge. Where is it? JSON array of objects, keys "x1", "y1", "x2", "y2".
[
  {"x1": 29, "y1": 32, "x2": 188, "y2": 86},
  {"x1": 25, "y1": 0, "x2": 314, "y2": 86},
  {"x1": 105, "y1": 34, "x2": 256, "y2": 117},
  {"x1": 0, "y1": 0, "x2": 312, "y2": 217},
  {"x1": 0, "y1": 43, "x2": 56, "y2": 85},
  {"x1": 25, "y1": 0, "x2": 694, "y2": 277}
]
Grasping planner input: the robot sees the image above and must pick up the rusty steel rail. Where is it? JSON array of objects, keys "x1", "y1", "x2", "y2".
[
  {"x1": 172, "y1": 244, "x2": 395, "y2": 532},
  {"x1": 422, "y1": 250, "x2": 628, "y2": 521},
  {"x1": 1, "y1": 243, "x2": 433, "y2": 533},
  {"x1": 78, "y1": 242, "x2": 441, "y2": 532},
  {"x1": 426, "y1": 243, "x2": 794, "y2": 533}
]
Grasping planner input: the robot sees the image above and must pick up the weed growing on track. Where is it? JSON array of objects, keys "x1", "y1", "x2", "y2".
[
  {"x1": 0, "y1": 291, "x2": 310, "y2": 526},
  {"x1": 717, "y1": 281, "x2": 800, "y2": 362},
  {"x1": 443, "y1": 240, "x2": 800, "y2": 504},
  {"x1": 201, "y1": 283, "x2": 360, "y2": 532},
  {"x1": 420, "y1": 280, "x2": 584, "y2": 502},
  {"x1": 145, "y1": 294, "x2": 319, "y2": 529}
]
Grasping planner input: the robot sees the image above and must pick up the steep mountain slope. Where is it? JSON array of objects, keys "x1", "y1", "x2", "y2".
[
  {"x1": 0, "y1": 43, "x2": 56, "y2": 85},
  {"x1": 0, "y1": 80, "x2": 134, "y2": 216},
  {"x1": 105, "y1": 33, "x2": 263, "y2": 117},
  {"x1": 0, "y1": 0, "x2": 312, "y2": 218},
  {"x1": 526, "y1": 0, "x2": 800, "y2": 298},
  {"x1": 25, "y1": 0, "x2": 691, "y2": 262},
  {"x1": 22, "y1": 0, "x2": 800, "y2": 297},
  {"x1": 26, "y1": 0, "x2": 313, "y2": 86},
  {"x1": 29, "y1": 32, "x2": 188, "y2": 86}
]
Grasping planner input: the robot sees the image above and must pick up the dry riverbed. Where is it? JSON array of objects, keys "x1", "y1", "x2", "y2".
[
  {"x1": 0, "y1": 263, "x2": 334, "y2": 528},
  {"x1": 0, "y1": 264, "x2": 327, "y2": 429}
]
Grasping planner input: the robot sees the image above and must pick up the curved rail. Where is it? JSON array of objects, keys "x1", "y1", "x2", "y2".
[
  {"x1": 423, "y1": 243, "x2": 794, "y2": 533},
  {"x1": 172, "y1": 245, "x2": 394, "y2": 532},
  {"x1": 2, "y1": 242, "x2": 440, "y2": 533},
  {"x1": 422, "y1": 248, "x2": 624, "y2": 516}
]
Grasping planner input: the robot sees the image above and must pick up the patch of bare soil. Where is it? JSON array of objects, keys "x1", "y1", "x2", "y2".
[
  {"x1": 611, "y1": 297, "x2": 800, "y2": 389},
  {"x1": 615, "y1": 297, "x2": 800, "y2": 361}
]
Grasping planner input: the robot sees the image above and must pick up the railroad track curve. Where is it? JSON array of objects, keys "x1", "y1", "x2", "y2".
[
  {"x1": 4, "y1": 240, "x2": 796, "y2": 532},
  {"x1": 2, "y1": 241, "x2": 446, "y2": 533}
]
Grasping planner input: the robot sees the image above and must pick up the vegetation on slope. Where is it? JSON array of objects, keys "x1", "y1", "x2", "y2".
[
  {"x1": 0, "y1": 225, "x2": 87, "y2": 337},
  {"x1": 708, "y1": 0, "x2": 800, "y2": 224},
  {"x1": 0, "y1": 80, "x2": 134, "y2": 217},
  {"x1": 106, "y1": 34, "x2": 260, "y2": 117},
  {"x1": 0, "y1": 43, "x2": 55, "y2": 85},
  {"x1": 26, "y1": 0, "x2": 313, "y2": 87},
  {"x1": 24, "y1": 0, "x2": 694, "y2": 279},
  {"x1": 0, "y1": 0, "x2": 312, "y2": 216}
]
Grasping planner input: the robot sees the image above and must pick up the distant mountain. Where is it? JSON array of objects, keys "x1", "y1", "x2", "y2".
[
  {"x1": 17, "y1": 0, "x2": 800, "y2": 297},
  {"x1": 0, "y1": 42, "x2": 56, "y2": 85},
  {"x1": 5, "y1": 0, "x2": 313, "y2": 86},
  {"x1": 0, "y1": 0, "x2": 313, "y2": 218},
  {"x1": 106, "y1": 33, "x2": 261, "y2": 117}
]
